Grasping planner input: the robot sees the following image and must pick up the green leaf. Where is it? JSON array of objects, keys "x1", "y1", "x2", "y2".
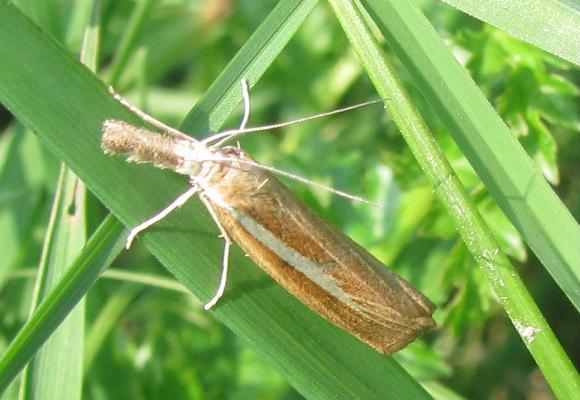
[
  {"x1": 20, "y1": 167, "x2": 86, "y2": 400},
  {"x1": 440, "y1": 0, "x2": 580, "y2": 66},
  {"x1": 327, "y1": 0, "x2": 580, "y2": 398},
  {"x1": 0, "y1": 214, "x2": 125, "y2": 395},
  {"x1": 0, "y1": 126, "x2": 48, "y2": 285}
]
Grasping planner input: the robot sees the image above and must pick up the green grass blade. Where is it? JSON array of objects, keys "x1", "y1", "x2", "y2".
[
  {"x1": 361, "y1": 0, "x2": 580, "y2": 313},
  {"x1": 20, "y1": 166, "x2": 86, "y2": 400},
  {"x1": 0, "y1": 214, "x2": 125, "y2": 394},
  {"x1": 18, "y1": 3, "x2": 101, "y2": 397},
  {"x1": 0, "y1": 1, "x2": 433, "y2": 398},
  {"x1": 0, "y1": 126, "x2": 47, "y2": 286},
  {"x1": 106, "y1": 0, "x2": 155, "y2": 86},
  {"x1": 326, "y1": 0, "x2": 580, "y2": 398},
  {"x1": 83, "y1": 283, "x2": 141, "y2": 373},
  {"x1": 441, "y1": 0, "x2": 580, "y2": 65}
]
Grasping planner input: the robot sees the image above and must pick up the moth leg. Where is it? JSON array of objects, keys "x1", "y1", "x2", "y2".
[
  {"x1": 238, "y1": 78, "x2": 250, "y2": 130},
  {"x1": 199, "y1": 194, "x2": 233, "y2": 310},
  {"x1": 108, "y1": 86, "x2": 191, "y2": 141},
  {"x1": 126, "y1": 186, "x2": 199, "y2": 249}
]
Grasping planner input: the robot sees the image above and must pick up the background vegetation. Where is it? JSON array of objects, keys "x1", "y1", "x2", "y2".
[{"x1": 0, "y1": 0, "x2": 578, "y2": 399}]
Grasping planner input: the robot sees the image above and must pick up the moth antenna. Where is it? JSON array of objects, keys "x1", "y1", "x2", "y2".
[
  {"x1": 204, "y1": 155, "x2": 384, "y2": 208},
  {"x1": 203, "y1": 99, "x2": 383, "y2": 147},
  {"x1": 108, "y1": 82, "x2": 382, "y2": 207}
]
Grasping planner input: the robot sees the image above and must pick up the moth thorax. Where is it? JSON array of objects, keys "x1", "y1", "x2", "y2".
[{"x1": 173, "y1": 140, "x2": 203, "y2": 176}]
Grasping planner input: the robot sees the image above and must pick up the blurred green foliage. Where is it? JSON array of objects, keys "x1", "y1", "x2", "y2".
[{"x1": 0, "y1": 0, "x2": 578, "y2": 399}]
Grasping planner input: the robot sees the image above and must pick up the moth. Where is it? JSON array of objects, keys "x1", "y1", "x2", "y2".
[{"x1": 101, "y1": 82, "x2": 435, "y2": 354}]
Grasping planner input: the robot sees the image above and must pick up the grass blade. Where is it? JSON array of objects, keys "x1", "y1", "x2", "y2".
[
  {"x1": 441, "y1": 0, "x2": 580, "y2": 65},
  {"x1": 18, "y1": 3, "x2": 101, "y2": 398},
  {"x1": 19, "y1": 166, "x2": 86, "y2": 400},
  {"x1": 326, "y1": 0, "x2": 580, "y2": 398},
  {"x1": 0, "y1": 214, "x2": 125, "y2": 394}
]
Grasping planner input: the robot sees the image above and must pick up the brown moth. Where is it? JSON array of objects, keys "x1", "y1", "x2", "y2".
[{"x1": 101, "y1": 84, "x2": 435, "y2": 354}]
